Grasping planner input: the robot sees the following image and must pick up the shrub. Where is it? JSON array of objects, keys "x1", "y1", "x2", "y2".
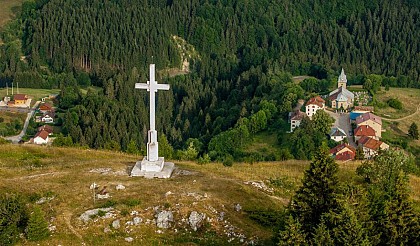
[
  {"x1": 387, "y1": 98, "x2": 403, "y2": 110},
  {"x1": 122, "y1": 198, "x2": 141, "y2": 207},
  {"x1": 26, "y1": 206, "x2": 50, "y2": 241},
  {"x1": 223, "y1": 155, "x2": 233, "y2": 167},
  {"x1": 0, "y1": 193, "x2": 29, "y2": 245}
]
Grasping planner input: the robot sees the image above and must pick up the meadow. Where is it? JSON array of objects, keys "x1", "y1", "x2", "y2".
[{"x1": 0, "y1": 144, "x2": 419, "y2": 245}]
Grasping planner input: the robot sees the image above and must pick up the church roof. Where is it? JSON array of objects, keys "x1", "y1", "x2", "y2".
[
  {"x1": 329, "y1": 87, "x2": 354, "y2": 101},
  {"x1": 338, "y1": 68, "x2": 347, "y2": 84},
  {"x1": 336, "y1": 93, "x2": 348, "y2": 102}
]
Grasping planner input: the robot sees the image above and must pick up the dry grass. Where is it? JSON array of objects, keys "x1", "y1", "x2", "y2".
[
  {"x1": 374, "y1": 87, "x2": 420, "y2": 122},
  {"x1": 0, "y1": 144, "x2": 419, "y2": 245}
]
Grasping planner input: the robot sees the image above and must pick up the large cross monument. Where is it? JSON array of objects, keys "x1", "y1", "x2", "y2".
[{"x1": 130, "y1": 64, "x2": 175, "y2": 178}]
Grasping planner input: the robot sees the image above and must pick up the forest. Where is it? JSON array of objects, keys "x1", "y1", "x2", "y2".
[{"x1": 0, "y1": 0, "x2": 420, "y2": 157}]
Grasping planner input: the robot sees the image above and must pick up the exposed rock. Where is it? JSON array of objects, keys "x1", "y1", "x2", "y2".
[
  {"x1": 104, "y1": 226, "x2": 111, "y2": 233},
  {"x1": 126, "y1": 221, "x2": 134, "y2": 226},
  {"x1": 116, "y1": 184, "x2": 126, "y2": 190},
  {"x1": 112, "y1": 219, "x2": 120, "y2": 229},
  {"x1": 96, "y1": 193, "x2": 110, "y2": 199},
  {"x1": 165, "y1": 191, "x2": 173, "y2": 197},
  {"x1": 156, "y1": 211, "x2": 173, "y2": 229},
  {"x1": 36, "y1": 196, "x2": 55, "y2": 204},
  {"x1": 234, "y1": 203, "x2": 242, "y2": 212},
  {"x1": 133, "y1": 217, "x2": 142, "y2": 225},
  {"x1": 125, "y1": 237, "x2": 134, "y2": 242},
  {"x1": 218, "y1": 211, "x2": 225, "y2": 221},
  {"x1": 79, "y1": 208, "x2": 113, "y2": 223},
  {"x1": 130, "y1": 210, "x2": 139, "y2": 216},
  {"x1": 48, "y1": 225, "x2": 56, "y2": 232},
  {"x1": 244, "y1": 181, "x2": 274, "y2": 193},
  {"x1": 188, "y1": 211, "x2": 206, "y2": 231}
]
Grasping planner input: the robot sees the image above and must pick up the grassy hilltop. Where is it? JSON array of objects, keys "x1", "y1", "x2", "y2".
[{"x1": 1, "y1": 144, "x2": 419, "y2": 245}]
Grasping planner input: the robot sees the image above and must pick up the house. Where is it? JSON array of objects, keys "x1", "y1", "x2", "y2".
[
  {"x1": 39, "y1": 103, "x2": 53, "y2": 113},
  {"x1": 358, "y1": 136, "x2": 389, "y2": 159},
  {"x1": 330, "y1": 127, "x2": 347, "y2": 142},
  {"x1": 354, "y1": 125, "x2": 377, "y2": 142},
  {"x1": 41, "y1": 111, "x2": 55, "y2": 123},
  {"x1": 13, "y1": 94, "x2": 28, "y2": 105},
  {"x1": 34, "y1": 130, "x2": 49, "y2": 145},
  {"x1": 329, "y1": 69, "x2": 354, "y2": 110},
  {"x1": 355, "y1": 112, "x2": 382, "y2": 138},
  {"x1": 353, "y1": 106, "x2": 374, "y2": 113},
  {"x1": 330, "y1": 143, "x2": 356, "y2": 161},
  {"x1": 289, "y1": 110, "x2": 307, "y2": 132},
  {"x1": 305, "y1": 96, "x2": 325, "y2": 118},
  {"x1": 38, "y1": 125, "x2": 54, "y2": 135}
]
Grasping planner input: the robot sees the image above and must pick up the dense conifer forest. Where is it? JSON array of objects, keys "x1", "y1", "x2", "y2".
[{"x1": 0, "y1": 0, "x2": 420, "y2": 156}]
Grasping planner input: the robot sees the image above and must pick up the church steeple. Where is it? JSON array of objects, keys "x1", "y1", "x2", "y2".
[{"x1": 338, "y1": 68, "x2": 347, "y2": 89}]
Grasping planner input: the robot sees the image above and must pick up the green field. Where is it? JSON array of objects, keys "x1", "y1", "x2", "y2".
[
  {"x1": 0, "y1": 88, "x2": 60, "y2": 101},
  {"x1": 0, "y1": 111, "x2": 26, "y2": 136},
  {"x1": 0, "y1": 0, "x2": 21, "y2": 29}
]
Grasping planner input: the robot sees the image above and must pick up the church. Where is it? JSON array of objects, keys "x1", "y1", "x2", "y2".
[{"x1": 328, "y1": 68, "x2": 354, "y2": 110}]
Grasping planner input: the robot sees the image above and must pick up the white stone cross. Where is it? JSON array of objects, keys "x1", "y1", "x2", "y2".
[{"x1": 135, "y1": 64, "x2": 170, "y2": 162}]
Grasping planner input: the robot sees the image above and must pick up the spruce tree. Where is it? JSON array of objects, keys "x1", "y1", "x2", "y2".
[
  {"x1": 380, "y1": 172, "x2": 420, "y2": 245},
  {"x1": 408, "y1": 122, "x2": 419, "y2": 139},
  {"x1": 278, "y1": 216, "x2": 307, "y2": 246},
  {"x1": 26, "y1": 206, "x2": 50, "y2": 241},
  {"x1": 289, "y1": 147, "x2": 340, "y2": 235}
]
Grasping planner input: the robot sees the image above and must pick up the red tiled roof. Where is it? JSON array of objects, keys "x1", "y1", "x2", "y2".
[
  {"x1": 38, "y1": 125, "x2": 53, "y2": 134},
  {"x1": 330, "y1": 143, "x2": 356, "y2": 155},
  {"x1": 39, "y1": 103, "x2": 52, "y2": 110},
  {"x1": 335, "y1": 151, "x2": 355, "y2": 161},
  {"x1": 356, "y1": 112, "x2": 382, "y2": 125},
  {"x1": 35, "y1": 130, "x2": 49, "y2": 140},
  {"x1": 290, "y1": 110, "x2": 307, "y2": 121},
  {"x1": 14, "y1": 94, "x2": 27, "y2": 101},
  {"x1": 359, "y1": 136, "x2": 383, "y2": 150},
  {"x1": 353, "y1": 106, "x2": 374, "y2": 112},
  {"x1": 354, "y1": 125, "x2": 376, "y2": 137},
  {"x1": 306, "y1": 96, "x2": 325, "y2": 107}
]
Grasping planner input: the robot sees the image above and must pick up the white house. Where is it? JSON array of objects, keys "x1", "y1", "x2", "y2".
[
  {"x1": 305, "y1": 96, "x2": 325, "y2": 119},
  {"x1": 41, "y1": 114, "x2": 54, "y2": 123},
  {"x1": 289, "y1": 110, "x2": 307, "y2": 132},
  {"x1": 329, "y1": 127, "x2": 347, "y2": 142},
  {"x1": 34, "y1": 130, "x2": 49, "y2": 145}
]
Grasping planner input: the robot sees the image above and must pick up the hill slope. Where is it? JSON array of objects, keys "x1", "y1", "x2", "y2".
[{"x1": 1, "y1": 144, "x2": 419, "y2": 245}]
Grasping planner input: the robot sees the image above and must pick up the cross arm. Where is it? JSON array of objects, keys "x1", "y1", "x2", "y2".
[
  {"x1": 156, "y1": 84, "x2": 170, "y2": 90},
  {"x1": 135, "y1": 83, "x2": 149, "y2": 90}
]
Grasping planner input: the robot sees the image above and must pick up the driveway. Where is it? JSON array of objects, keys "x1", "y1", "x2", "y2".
[
  {"x1": 326, "y1": 110, "x2": 356, "y2": 147},
  {"x1": 4, "y1": 101, "x2": 41, "y2": 143}
]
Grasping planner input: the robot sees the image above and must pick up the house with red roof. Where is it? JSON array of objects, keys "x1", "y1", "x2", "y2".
[
  {"x1": 354, "y1": 125, "x2": 378, "y2": 142},
  {"x1": 330, "y1": 143, "x2": 356, "y2": 161},
  {"x1": 39, "y1": 103, "x2": 53, "y2": 113},
  {"x1": 34, "y1": 130, "x2": 49, "y2": 145},
  {"x1": 355, "y1": 112, "x2": 382, "y2": 138},
  {"x1": 358, "y1": 136, "x2": 389, "y2": 159},
  {"x1": 38, "y1": 125, "x2": 54, "y2": 135},
  {"x1": 305, "y1": 96, "x2": 325, "y2": 119}
]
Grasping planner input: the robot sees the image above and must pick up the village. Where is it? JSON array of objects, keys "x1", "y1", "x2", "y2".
[
  {"x1": 0, "y1": 89, "x2": 57, "y2": 145},
  {"x1": 289, "y1": 69, "x2": 389, "y2": 161}
]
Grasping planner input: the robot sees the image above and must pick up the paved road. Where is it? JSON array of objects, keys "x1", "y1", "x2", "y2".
[
  {"x1": 326, "y1": 110, "x2": 356, "y2": 147},
  {"x1": 4, "y1": 101, "x2": 41, "y2": 144}
]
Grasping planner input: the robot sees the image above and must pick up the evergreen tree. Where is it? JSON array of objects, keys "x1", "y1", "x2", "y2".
[
  {"x1": 289, "y1": 147, "x2": 340, "y2": 235},
  {"x1": 26, "y1": 206, "x2": 50, "y2": 241},
  {"x1": 408, "y1": 122, "x2": 419, "y2": 140},
  {"x1": 0, "y1": 193, "x2": 28, "y2": 246},
  {"x1": 278, "y1": 216, "x2": 307, "y2": 246},
  {"x1": 380, "y1": 172, "x2": 420, "y2": 245}
]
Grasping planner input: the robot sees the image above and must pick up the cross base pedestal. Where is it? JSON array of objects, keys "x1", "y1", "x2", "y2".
[{"x1": 130, "y1": 157, "x2": 174, "y2": 179}]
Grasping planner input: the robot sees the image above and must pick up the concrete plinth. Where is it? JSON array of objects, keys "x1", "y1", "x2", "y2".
[{"x1": 130, "y1": 157, "x2": 175, "y2": 179}]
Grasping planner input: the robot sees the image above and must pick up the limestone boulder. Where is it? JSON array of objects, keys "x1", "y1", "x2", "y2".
[
  {"x1": 188, "y1": 211, "x2": 206, "y2": 231},
  {"x1": 156, "y1": 211, "x2": 173, "y2": 229}
]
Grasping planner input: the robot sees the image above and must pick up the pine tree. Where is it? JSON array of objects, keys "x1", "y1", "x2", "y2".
[
  {"x1": 278, "y1": 216, "x2": 307, "y2": 246},
  {"x1": 289, "y1": 147, "x2": 340, "y2": 235},
  {"x1": 26, "y1": 206, "x2": 50, "y2": 241},
  {"x1": 380, "y1": 172, "x2": 420, "y2": 245},
  {"x1": 408, "y1": 122, "x2": 419, "y2": 139}
]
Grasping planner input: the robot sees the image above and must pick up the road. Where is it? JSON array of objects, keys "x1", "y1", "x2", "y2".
[
  {"x1": 4, "y1": 101, "x2": 41, "y2": 144},
  {"x1": 326, "y1": 110, "x2": 356, "y2": 147},
  {"x1": 380, "y1": 103, "x2": 420, "y2": 122}
]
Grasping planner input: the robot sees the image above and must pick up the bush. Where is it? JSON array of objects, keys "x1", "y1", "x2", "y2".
[
  {"x1": 0, "y1": 193, "x2": 29, "y2": 245},
  {"x1": 122, "y1": 198, "x2": 141, "y2": 207},
  {"x1": 223, "y1": 155, "x2": 234, "y2": 167},
  {"x1": 26, "y1": 206, "x2": 50, "y2": 241},
  {"x1": 387, "y1": 98, "x2": 403, "y2": 110}
]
